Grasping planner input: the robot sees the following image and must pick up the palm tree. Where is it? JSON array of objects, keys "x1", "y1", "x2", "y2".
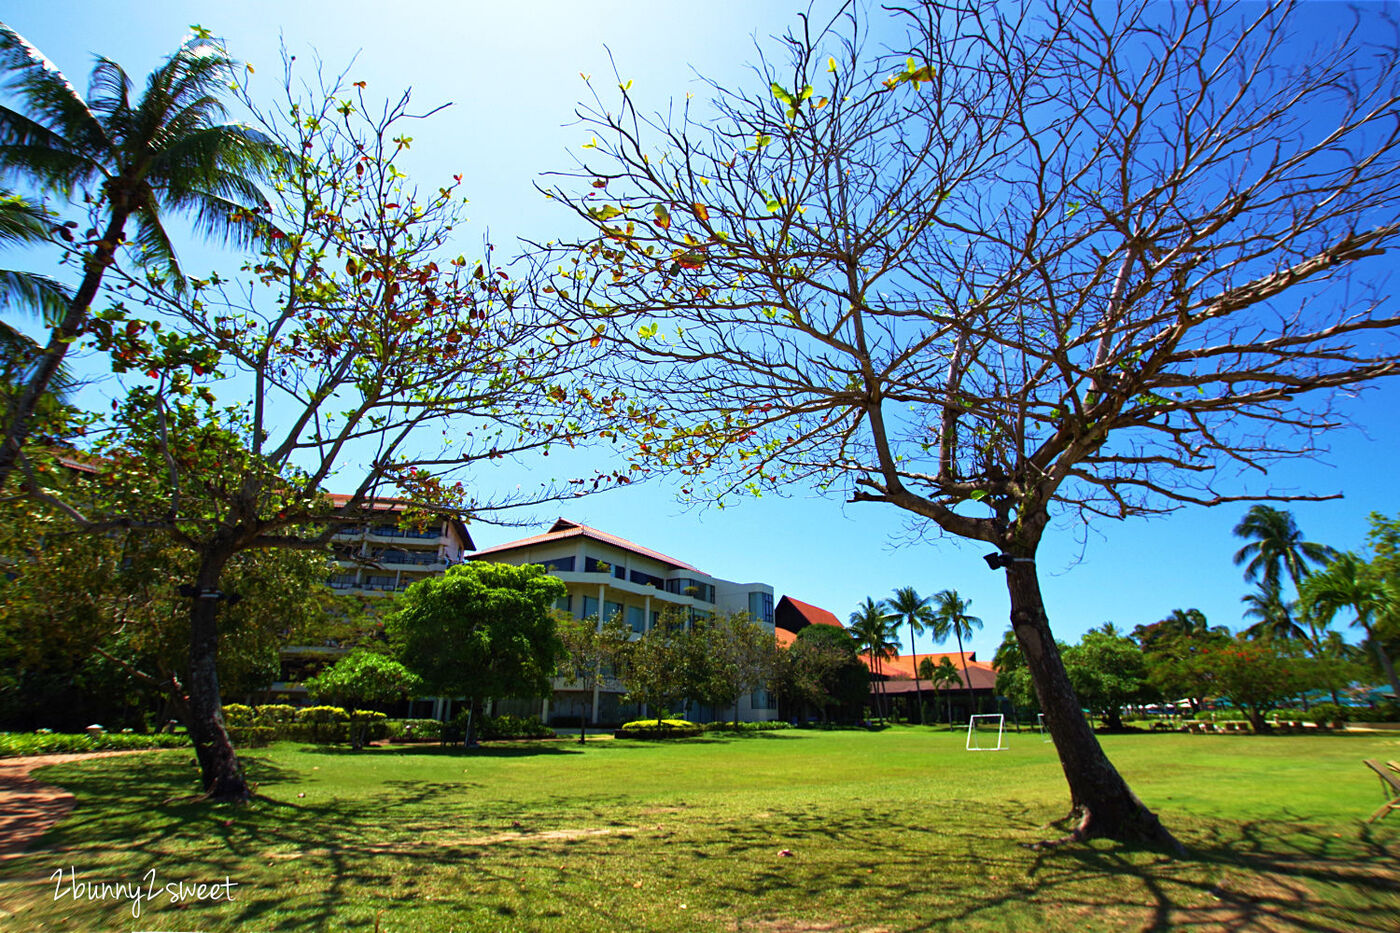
[
  {"x1": 930, "y1": 655, "x2": 962, "y2": 728},
  {"x1": 1232, "y1": 506, "x2": 1335, "y2": 619},
  {"x1": 1299, "y1": 552, "x2": 1400, "y2": 701},
  {"x1": 0, "y1": 189, "x2": 72, "y2": 393},
  {"x1": 931, "y1": 589, "x2": 983, "y2": 716},
  {"x1": 1241, "y1": 579, "x2": 1308, "y2": 642},
  {"x1": 0, "y1": 24, "x2": 280, "y2": 482},
  {"x1": 887, "y1": 586, "x2": 933, "y2": 723},
  {"x1": 849, "y1": 597, "x2": 898, "y2": 721}
]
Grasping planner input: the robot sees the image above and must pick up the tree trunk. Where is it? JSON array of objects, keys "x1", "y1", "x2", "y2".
[
  {"x1": 184, "y1": 546, "x2": 251, "y2": 802},
  {"x1": 909, "y1": 622, "x2": 925, "y2": 724},
  {"x1": 0, "y1": 210, "x2": 129, "y2": 484},
  {"x1": 1005, "y1": 560, "x2": 1182, "y2": 853},
  {"x1": 579, "y1": 709, "x2": 587, "y2": 744}
]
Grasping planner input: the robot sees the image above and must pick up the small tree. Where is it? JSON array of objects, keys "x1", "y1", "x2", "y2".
[
  {"x1": 556, "y1": 612, "x2": 631, "y2": 742},
  {"x1": 304, "y1": 649, "x2": 422, "y2": 749},
  {"x1": 388, "y1": 562, "x2": 565, "y2": 746},
  {"x1": 690, "y1": 610, "x2": 779, "y2": 724},
  {"x1": 1184, "y1": 638, "x2": 1323, "y2": 733},
  {"x1": 616, "y1": 607, "x2": 692, "y2": 720},
  {"x1": 1062, "y1": 628, "x2": 1154, "y2": 731}
]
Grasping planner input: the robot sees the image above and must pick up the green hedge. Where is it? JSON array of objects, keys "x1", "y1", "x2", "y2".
[
  {"x1": 386, "y1": 718, "x2": 444, "y2": 741},
  {"x1": 0, "y1": 732, "x2": 190, "y2": 758},
  {"x1": 616, "y1": 719, "x2": 702, "y2": 739},
  {"x1": 226, "y1": 726, "x2": 277, "y2": 748},
  {"x1": 701, "y1": 721, "x2": 794, "y2": 733}
]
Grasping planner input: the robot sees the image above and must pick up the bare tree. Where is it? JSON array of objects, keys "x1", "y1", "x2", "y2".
[{"x1": 539, "y1": 1, "x2": 1400, "y2": 850}]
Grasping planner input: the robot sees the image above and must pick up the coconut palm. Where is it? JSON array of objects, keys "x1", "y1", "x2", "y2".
[
  {"x1": 1241, "y1": 579, "x2": 1308, "y2": 642},
  {"x1": 1232, "y1": 505, "x2": 1335, "y2": 594},
  {"x1": 849, "y1": 597, "x2": 898, "y2": 721},
  {"x1": 1299, "y1": 552, "x2": 1400, "y2": 701},
  {"x1": 930, "y1": 654, "x2": 962, "y2": 728},
  {"x1": 931, "y1": 589, "x2": 983, "y2": 714},
  {"x1": 0, "y1": 188, "x2": 71, "y2": 392},
  {"x1": 0, "y1": 24, "x2": 280, "y2": 480},
  {"x1": 887, "y1": 585, "x2": 934, "y2": 723}
]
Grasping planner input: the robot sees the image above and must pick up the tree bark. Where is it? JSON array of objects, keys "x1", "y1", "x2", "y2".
[
  {"x1": 1005, "y1": 560, "x2": 1183, "y2": 853},
  {"x1": 1364, "y1": 623, "x2": 1400, "y2": 702},
  {"x1": 184, "y1": 545, "x2": 251, "y2": 802}
]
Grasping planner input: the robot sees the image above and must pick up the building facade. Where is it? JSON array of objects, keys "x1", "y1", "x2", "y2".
[{"x1": 472, "y1": 518, "x2": 778, "y2": 725}]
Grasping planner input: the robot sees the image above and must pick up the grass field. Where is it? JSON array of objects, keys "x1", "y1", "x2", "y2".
[{"x1": 1, "y1": 727, "x2": 1397, "y2": 931}]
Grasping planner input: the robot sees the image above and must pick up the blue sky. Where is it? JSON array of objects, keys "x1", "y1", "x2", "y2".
[{"x1": 3, "y1": 1, "x2": 1396, "y2": 661}]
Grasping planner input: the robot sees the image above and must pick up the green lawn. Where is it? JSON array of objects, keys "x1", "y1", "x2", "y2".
[{"x1": 2, "y1": 728, "x2": 1397, "y2": 931}]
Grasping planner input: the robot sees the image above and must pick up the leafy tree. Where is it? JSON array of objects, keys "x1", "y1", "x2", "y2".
[
  {"x1": 776, "y1": 622, "x2": 867, "y2": 723},
  {"x1": 616, "y1": 607, "x2": 692, "y2": 720},
  {"x1": 388, "y1": 562, "x2": 565, "y2": 746},
  {"x1": 1183, "y1": 638, "x2": 1326, "y2": 733},
  {"x1": 1062, "y1": 629, "x2": 1154, "y2": 731},
  {"x1": 16, "y1": 63, "x2": 606, "y2": 801},
  {"x1": 556, "y1": 613, "x2": 631, "y2": 742},
  {"x1": 304, "y1": 649, "x2": 421, "y2": 749},
  {"x1": 543, "y1": 2, "x2": 1400, "y2": 848},
  {"x1": 0, "y1": 25, "x2": 279, "y2": 482},
  {"x1": 1299, "y1": 552, "x2": 1400, "y2": 701},
  {"x1": 848, "y1": 597, "x2": 898, "y2": 720},
  {"x1": 689, "y1": 610, "x2": 779, "y2": 724},
  {"x1": 887, "y1": 586, "x2": 933, "y2": 723},
  {"x1": 930, "y1": 589, "x2": 982, "y2": 717},
  {"x1": 1134, "y1": 610, "x2": 1231, "y2": 714}
]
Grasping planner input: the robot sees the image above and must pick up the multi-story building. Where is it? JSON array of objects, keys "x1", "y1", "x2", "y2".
[
  {"x1": 471, "y1": 518, "x2": 777, "y2": 725},
  {"x1": 273, "y1": 495, "x2": 473, "y2": 700}
]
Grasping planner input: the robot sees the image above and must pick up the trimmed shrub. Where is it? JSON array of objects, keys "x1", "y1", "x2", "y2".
[
  {"x1": 701, "y1": 721, "x2": 794, "y2": 733},
  {"x1": 253, "y1": 704, "x2": 299, "y2": 725},
  {"x1": 0, "y1": 732, "x2": 191, "y2": 758},
  {"x1": 222, "y1": 704, "x2": 255, "y2": 726},
  {"x1": 479, "y1": 714, "x2": 553, "y2": 740},
  {"x1": 616, "y1": 718, "x2": 701, "y2": 739},
  {"x1": 386, "y1": 718, "x2": 444, "y2": 742},
  {"x1": 226, "y1": 726, "x2": 277, "y2": 748},
  {"x1": 295, "y1": 705, "x2": 350, "y2": 724}
]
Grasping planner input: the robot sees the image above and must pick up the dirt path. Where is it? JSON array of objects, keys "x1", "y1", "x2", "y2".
[{"x1": 0, "y1": 751, "x2": 150, "y2": 860}]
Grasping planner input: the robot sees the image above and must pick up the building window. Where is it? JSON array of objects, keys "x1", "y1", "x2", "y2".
[
  {"x1": 630, "y1": 569, "x2": 665, "y2": 589},
  {"x1": 555, "y1": 594, "x2": 572, "y2": 613},
  {"x1": 665, "y1": 578, "x2": 715, "y2": 603},
  {"x1": 604, "y1": 601, "x2": 624, "y2": 623},
  {"x1": 582, "y1": 596, "x2": 599, "y2": 619},
  {"x1": 749, "y1": 591, "x2": 774, "y2": 625},
  {"x1": 542, "y1": 556, "x2": 575, "y2": 573},
  {"x1": 626, "y1": 606, "x2": 645, "y2": 633},
  {"x1": 751, "y1": 689, "x2": 772, "y2": 710},
  {"x1": 584, "y1": 556, "x2": 614, "y2": 574}
]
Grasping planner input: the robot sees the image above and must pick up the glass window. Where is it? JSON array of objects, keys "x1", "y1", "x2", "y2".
[
  {"x1": 626, "y1": 606, "x2": 645, "y2": 633},
  {"x1": 582, "y1": 596, "x2": 599, "y2": 619},
  {"x1": 542, "y1": 556, "x2": 575, "y2": 572},
  {"x1": 604, "y1": 601, "x2": 624, "y2": 623},
  {"x1": 749, "y1": 591, "x2": 774, "y2": 625},
  {"x1": 555, "y1": 594, "x2": 572, "y2": 613}
]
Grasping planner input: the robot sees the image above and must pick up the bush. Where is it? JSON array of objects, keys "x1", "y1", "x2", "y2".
[
  {"x1": 1308, "y1": 703, "x2": 1349, "y2": 725},
  {"x1": 1269, "y1": 707, "x2": 1306, "y2": 721},
  {"x1": 226, "y1": 726, "x2": 277, "y2": 748},
  {"x1": 253, "y1": 704, "x2": 299, "y2": 725},
  {"x1": 222, "y1": 704, "x2": 255, "y2": 726},
  {"x1": 701, "y1": 721, "x2": 794, "y2": 733},
  {"x1": 1360, "y1": 703, "x2": 1400, "y2": 723},
  {"x1": 0, "y1": 731, "x2": 191, "y2": 758},
  {"x1": 479, "y1": 714, "x2": 553, "y2": 740},
  {"x1": 295, "y1": 705, "x2": 350, "y2": 724},
  {"x1": 386, "y1": 718, "x2": 444, "y2": 741},
  {"x1": 616, "y1": 718, "x2": 702, "y2": 739}
]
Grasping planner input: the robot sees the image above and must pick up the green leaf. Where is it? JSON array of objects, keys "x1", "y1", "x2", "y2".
[{"x1": 969, "y1": 490, "x2": 988, "y2": 502}]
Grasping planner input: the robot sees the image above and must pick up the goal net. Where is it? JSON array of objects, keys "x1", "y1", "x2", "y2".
[{"x1": 966, "y1": 713, "x2": 1007, "y2": 751}]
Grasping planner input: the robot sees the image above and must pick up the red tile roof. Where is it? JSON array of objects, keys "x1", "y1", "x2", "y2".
[
  {"x1": 873, "y1": 655, "x2": 998, "y2": 692},
  {"x1": 471, "y1": 518, "x2": 701, "y2": 572},
  {"x1": 778, "y1": 596, "x2": 843, "y2": 630}
]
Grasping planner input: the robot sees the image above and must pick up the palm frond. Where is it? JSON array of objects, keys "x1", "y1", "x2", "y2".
[
  {"x1": 0, "y1": 25, "x2": 107, "y2": 158},
  {"x1": 128, "y1": 193, "x2": 182, "y2": 287},
  {"x1": 85, "y1": 57, "x2": 132, "y2": 123},
  {"x1": 0, "y1": 269, "x2": 71, "y2": 324}
]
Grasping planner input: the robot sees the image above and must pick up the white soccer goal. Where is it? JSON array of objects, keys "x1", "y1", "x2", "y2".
[
  {"x1": 966, "y1": 713, "x2": 1007, "y2": 751},
  {"x1": 1036, "y1": 712, "x2": 1051, "y2": 743}
]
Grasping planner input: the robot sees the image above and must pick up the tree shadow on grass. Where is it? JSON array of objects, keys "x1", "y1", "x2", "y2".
[{"x1": 295, "y1": 741, "x2": 584, "y2": 759}]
